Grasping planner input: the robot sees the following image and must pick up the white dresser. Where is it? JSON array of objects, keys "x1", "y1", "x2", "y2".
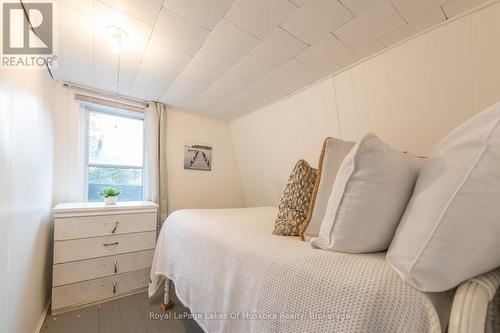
[{"x1": 51, "y1": 201, "x2": 158, "y2": 315}]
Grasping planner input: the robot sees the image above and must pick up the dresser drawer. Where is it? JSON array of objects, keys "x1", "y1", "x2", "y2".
[
  {"x1": 54, "y1": 212, "x2": 156, "y2": 240},
  {"x1": 52, "y1": 268, "x2": 149, "y2": 311},
  {"x1": 53, "y1": 249, "x2": 154, "y2": 287},
  {"x1": 53, "y1": 232, "x2": 156, "y2": 264}
]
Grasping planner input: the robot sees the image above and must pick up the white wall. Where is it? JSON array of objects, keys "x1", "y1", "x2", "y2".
[
  {"x1": 230, "y1": 2, "x2": 500, "y2": 207},
  {"x1": 0, "y1": 77, "x2": 243, "y2": 333},
  {"x1": 0, "y1": 68, "x2": 56, "y2": 333},
  {"x1": 52, "y1": 90, "x2": 244, "y2": 213},
  {"x1": 166, "y1": 108, "x2": 244, "y2": 212},
  {"x1": 52, "y1": 84, "x2": 86, "y2": 204}
]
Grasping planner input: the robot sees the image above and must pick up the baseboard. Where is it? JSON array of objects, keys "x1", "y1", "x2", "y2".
[{"x1": 35, "y1": 297, "x2": 51, "y2": 333}]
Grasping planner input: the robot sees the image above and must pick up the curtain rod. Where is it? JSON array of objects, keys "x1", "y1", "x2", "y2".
[{"x1": 62, "y1": 82, "x2": 148, "y2": 108}]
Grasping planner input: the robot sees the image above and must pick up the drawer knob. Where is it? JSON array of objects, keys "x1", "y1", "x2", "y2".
[
  {"x1": 113, "y1": 281, "x2": 117, "y2": 294},
  {"x1": 114, "y1": 261, "x2": 118, "y2": 274},
  {"x1": 111, "y1": 221, "x2": 120, "y2": 234},
  {"x1": 103, "y1": 242, "x2": 119, "y2": 247}
]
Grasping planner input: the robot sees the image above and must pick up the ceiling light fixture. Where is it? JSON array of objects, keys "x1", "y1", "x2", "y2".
[{"x1": 106, "y1": 25, "x2": 128, "y2": 55}]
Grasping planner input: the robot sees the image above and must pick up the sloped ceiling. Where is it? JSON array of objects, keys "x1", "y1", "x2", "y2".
[{"x1": 53, "y1": 0, "x2": 489, "y2": 119}]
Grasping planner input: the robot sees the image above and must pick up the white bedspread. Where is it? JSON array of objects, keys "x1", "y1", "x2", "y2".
[{"x1": 149, "y1": 207, "x2": 453, "y2": 333}]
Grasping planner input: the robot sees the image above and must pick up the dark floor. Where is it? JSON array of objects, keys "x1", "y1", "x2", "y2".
[{"x1": 40, "y1": 291, "x2": 204, "y2": 333}]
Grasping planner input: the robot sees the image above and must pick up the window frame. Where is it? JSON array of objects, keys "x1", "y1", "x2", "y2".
[{"x1": 82, "y1": 103, "x2": 146, "y2": 202}]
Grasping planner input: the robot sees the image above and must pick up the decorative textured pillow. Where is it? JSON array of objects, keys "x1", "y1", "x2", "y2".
[
  {"x1": 387, "y1": 102, "x2": 500, "y2": 292},
  {"x1": 273, "y1": 160, "x2": 317, "y2": 236},
  {"x1": 311, "y1": 133, "x2": 422, "y2": 253},
  {"x1": 300, "y1": 137, "x2": 355, "y2": 240}
]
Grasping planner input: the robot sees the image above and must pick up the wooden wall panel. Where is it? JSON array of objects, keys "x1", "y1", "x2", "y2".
[
  {"x1": 351, "y1": 64, "x2": 371, "y2": 138},
  {"x1": 387, "y1": 34, "x2": 435, "y2": 156},
  {"x1": 334, "y1": 70, "x2": 358, "y2": 141},
  {"x1": 363, "y1": 54, "x2": 396, "y2": 146},
  {"x1": 472, "y1": 2, "x2": 500, "y2": 113},
  {"x1": 230, "y1": 2, "x2": 500, "y2": 206},
  {"x1": 430, "y1": 15, "x2": 474, "y2": 142}
]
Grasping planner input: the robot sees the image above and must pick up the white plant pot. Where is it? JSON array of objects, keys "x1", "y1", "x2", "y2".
[{"x1": 104, "y1": 196, "x2": 118, "y2": 205}]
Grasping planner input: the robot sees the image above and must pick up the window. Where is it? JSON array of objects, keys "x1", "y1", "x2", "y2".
[{"x1": 85, "y1": 105, "x2": 144, "y2": 202}]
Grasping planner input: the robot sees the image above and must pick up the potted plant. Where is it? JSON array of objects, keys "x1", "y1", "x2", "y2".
[{"x1": 100, "y1": 187, "x2": 121, "y2": 205}]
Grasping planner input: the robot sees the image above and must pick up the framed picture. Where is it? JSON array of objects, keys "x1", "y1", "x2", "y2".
[{"x1": 184, "y1": 144, "x2": 212, "y2": 171}]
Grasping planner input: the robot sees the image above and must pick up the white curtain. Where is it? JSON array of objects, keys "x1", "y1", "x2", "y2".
[{"x1": 144, "y1": 102, "x2": 168, "y2": 226}]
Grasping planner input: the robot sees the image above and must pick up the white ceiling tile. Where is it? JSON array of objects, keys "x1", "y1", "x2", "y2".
[
  {"x1": 442, "y1": 0, "x2": 489, "y2": 18},
  {"x1": 296, "y1": 34, "x2": 355, "y2": 72},
  {"x1": 216, "y1": 88, "x2": 285, "y2": 118},
  {"x1": 279, "y1": 77, "x2": 311, "y2": 95},
  {"x1": 93, "y1": 51, "x2": 119, "y2": 93},
  {"x1": 94, "y1": 2, "x2": 153, "y2": 54},
  {"x1": 289, "y1": 0, "x2": 309, "y2": 6},
  {"x1": 118, "y1": 55, "x2": 152, "y2": 95},
  {"x1": 351, "y1": 39, "x2": 386, "y2": 63},
  {"x1": 220, "y1": 90, "x2": 251, "y2": 108},
  {"x1": 228, "y1": 54, "x2": 274, "y2": 82},
  {"x1": 142, "y1": 40, "x2": 192, "y2": 73},
  {"x1": 214, "y1": 105, "x2": 247, "y2": 119},
  {"x1": 98, "y1": 0, "x2": 163, "y2": 24},
  {"x1": 93, "y1": 2, "x2": 153, "y2": 94},
  {"x1": 245, "y1": 77, "x2": 282, "y2": 98},
  {"x1": 55, "y1": 0, "x2": 477, "y2": 118},
  {"x1": 56, "y1": 0, "x2": 93, "y2": 14},
  {"x1": 203, "y1": 18, "x2": 261, "y2": 62},
  {"x1": 183, "y1": 99, "x2": 211, "y2": 114},
  {"x1": 215, "y1": 90, "x2": 254, "y2": 116},
  {"x1": 391, "y1": 0, "x2": 449, "y2": 22},
  {"x1": 339, "y1": 0, "x2": 384, "y2": 14},
  {"x1": 251, "y1": 28, "x2": 308, "y2": 66},
  {"x1": 269, "y1": 58, "x2": 321, "y2": 83},
  {"x1": 281, "y1": 0, "x2": 353, "y2": 45},
  {"x1": 334, "y1": 0, "x2": 406, "y2": 50},
  {"x1": 254, "y1": 91, "x2": 287, "y2": 108},
  {"x1": 380, "y1": 8, "x2": 446, "y2": 47},
  {"x1": 163, "y1": 0, "x2": 235, "y2": 30},
  {"x1": 163, "y1": 48, "x2": 233, "y2": 104},
  {"x1": 129, "y1": 62, "x2": 178, "y2": 100},
  {"x1": 195, "y1": 73, "x2": 251, "y2": 107},
  {"x1": 162, "y1": 76, "x2": 205, "y2": 106},
  {"x1": 152, "y1": 8, "x2": 210, "y2": 55},
  {"x1": 53, "y1": 2, "x2": 94, "y2": 86},
  {"x1": 225, "y1": 0, "x2": 297, "y2": 39}
]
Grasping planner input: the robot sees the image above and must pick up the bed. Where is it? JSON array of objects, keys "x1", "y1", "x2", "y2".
[{"x1": 148, "y1": 207, "x2": 470, "y2": 333}]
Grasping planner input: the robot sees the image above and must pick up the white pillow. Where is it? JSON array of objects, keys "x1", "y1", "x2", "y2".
[
  {"x1": 387, "y1": 103, "x2": 500, "y2": 292},
  {"x1": 301, "y1": 137, "x2": 355, "y2": 239},
  {"x1": 311, "y1": 133, "x2": 421, "y2": 253}
]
